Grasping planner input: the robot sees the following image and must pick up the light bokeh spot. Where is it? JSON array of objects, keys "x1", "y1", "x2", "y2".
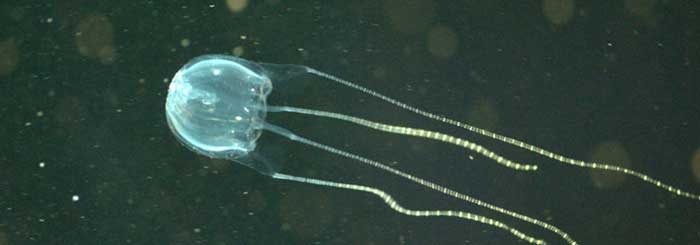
[
  {"x1": 542, "y1": 0, "x2": 575, "y2": 27},
  {"x1": 467, "y1": 98, "x2": 499, "y2": 130},
  {"x1": 624, "y1": 0, "x2": 656, "y2": 18},
  {"x1": 691, "y1": 147, "x2": 700, "y2": 182},
  {"x1": 232, "y1": 46, "x2": 245, "y2": 56},
  {"x1": 75, "y1": 13, "x2": 115, "y2": 64},
  {"x1": 624, "y1": 0, "x2": 658, "y2": 26},
  {"x1": 226, "y1": 0, "x2": 249, "y2": 13},
  {"x1": 180, "y1": 38, "x2": 191, "y2": 48},
  {"x1": 589, "y1": 141, "x2": 630, "y2": 189},
  {"x1": 0, "y1": 38, "x2": 20, "y2": 76},
  {"x1": 385, "y1": 0, "x2": 434, "y2": 34},
  {"x1": 427, "y1": 25, "x2": 458, "y2": 59},
  {"x1": 0, "y1": 227, "x2": 7, "y2": 245}
]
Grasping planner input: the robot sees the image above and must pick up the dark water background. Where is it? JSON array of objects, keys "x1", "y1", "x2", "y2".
[{"x1": 1, "y1": 1, "x2": 699, "y2": 244}]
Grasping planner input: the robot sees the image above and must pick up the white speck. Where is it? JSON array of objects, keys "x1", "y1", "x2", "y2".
[
  {"x1": 46, "y1": 17, "x2": 53, "y2": 23},
  {"x1": 39, "y1": 162, "x2": 45, "y2": 168},
  {"x1": 72, "y1": 195, "x2": 80, "y2": 202},
  {"x1": 297, "y1": 48, "x2": 304, "y2": 52},
  {"x1": 194, "y1": 228, "x2": 201, "y2": 233},
  {"x1": 24, "y1": 122, "x2": 32, "y2": 126},
  {"x1": 468, "y1": 155, "x2": 474, "y2": 160},
  {"x1": 234, "y1": 116, "x2": 243, "y2": 121},
  {"x1": 212, "y1": 68, "x2": 221, "y2": 76},
  {"x1": 209, "y1": 4, "x2": 215, "y2": 8},
  {"x1": 36, "y1": 111, "x2": 44, "y2": 117},
  {"x1": 240, "y1": 35, "x2": 247, "y2": 40}
]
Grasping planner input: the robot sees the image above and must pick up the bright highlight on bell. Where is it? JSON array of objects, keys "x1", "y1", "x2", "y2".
[{"x1": 165, "y1": 54, "x2": 700, "y2": 245}]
